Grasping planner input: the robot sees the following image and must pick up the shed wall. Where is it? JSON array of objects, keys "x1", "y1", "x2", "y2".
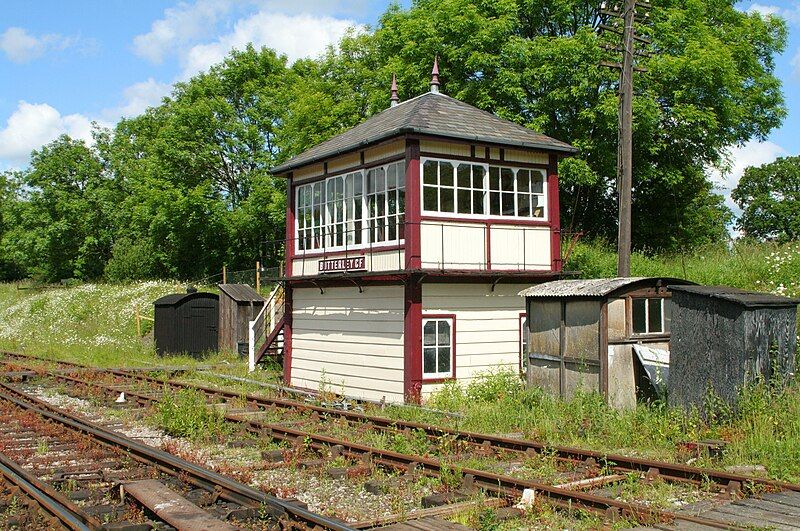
[{"x1": 291, "y1": 285, "x2": 405, "y2": 402}]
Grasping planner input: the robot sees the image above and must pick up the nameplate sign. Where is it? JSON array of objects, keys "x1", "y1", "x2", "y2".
[{"x1": 318, "y1": 256, "x2": 367, "y2": 273}]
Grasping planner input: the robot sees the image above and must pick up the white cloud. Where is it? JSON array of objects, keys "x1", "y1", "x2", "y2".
[
  {"x1": 747, "y1": 3, "x2": 800, "y2": 24},
  {"x1": 712, "y1": 140, "x2": 788, "y2": 216},
  {"x1": 0, "y1": 101, "x2": 97, "y2": 166},
  {"x1": 0, "y1": 27, "x2": 80, "y2": 64},
  {"x1": 109, "y1": 78, "x2": 172, "y2": 119},
  {"x1": 132, "y1": 0, "x2": 234, "y2": 64},
  {"x1": 180, "y1": 11, "x2": 360, "y2": 78}
]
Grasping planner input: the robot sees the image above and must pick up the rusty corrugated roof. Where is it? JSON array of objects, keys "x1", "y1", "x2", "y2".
[{"x1": 271, "y1": 92, "x2": 577, "y2": 175}]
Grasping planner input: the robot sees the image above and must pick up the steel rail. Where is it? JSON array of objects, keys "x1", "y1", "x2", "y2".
[
  {"x1": 0, "y1": 451, "x2": 99, "y2": 530},
  {"x1": 84, "y1": 364, "x2": 800, "y2": 494},
  {"x1": 0, "y1": 381, "x2": 356, "y2": 531},
  {"x1": 42, "y1": 371, "x2": 744, "y2": 530},
  {"x1": 4, "y1": 350, "x2": 794, "y2": 493}
]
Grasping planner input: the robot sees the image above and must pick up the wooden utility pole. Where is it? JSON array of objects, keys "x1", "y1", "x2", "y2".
[
  {"x1": 617, "y1": 0, "x2": 635, "y2": 277},
  {"x1": 598, "y1": 0, "x2": 651, "y2": 277}
]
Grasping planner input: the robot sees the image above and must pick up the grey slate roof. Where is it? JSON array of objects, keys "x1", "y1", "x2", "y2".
[
  {"x1": 669, "y1": 285, "x2": 800, "y2": 309},
  {"x1": 271, "y1": 92, "x2": 577, "y2": 174},
  {"x1": 519, "y1": 277, "x2": 692, "y2": 298},
  {"x1": 218, "y1": 284, "x2": 265, "y2": 303}
]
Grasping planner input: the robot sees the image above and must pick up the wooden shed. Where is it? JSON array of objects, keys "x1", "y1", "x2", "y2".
[
  {"x1": 218, "y1": 284, "x2": 265, "y2": 356},
  {"x1": 668, "y1": 285, "x2": 799, "y2": 411},
  {"x1": 153, "y1": 291, "x2": 219, "y2": 356},
  {"x1": 519, "y1": 277, "x2": 695, "y2": 409}
]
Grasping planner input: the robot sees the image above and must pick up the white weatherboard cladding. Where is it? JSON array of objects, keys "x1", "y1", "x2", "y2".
[
  {"x1": 422, "y1": 283, "x2": 528, "y2": 386},
  {"x1": 490, "y1": 225, "x2": 550, "y2": 270},
  {"x1": 420, "y1": 221, "x2": 486, "y2": 270},
  {"x1": 292, "y1": 249, "x2": 405, "y2": 276},
  {"x1": 291, "y1": 285, "x2": 405, "y2": 402}
]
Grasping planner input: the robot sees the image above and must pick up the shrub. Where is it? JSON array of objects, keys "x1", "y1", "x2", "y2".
[{"x1": 156, "y1": 389, "x2": 231, "y2": 441}]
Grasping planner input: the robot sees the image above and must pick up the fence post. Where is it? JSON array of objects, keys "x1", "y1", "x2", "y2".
[
  {"x1": 222, "y1": 265, "x2": 227, "y2": 284},
  {"x1": 256, "y1": 261, "x2": 261, "y2": 294}
]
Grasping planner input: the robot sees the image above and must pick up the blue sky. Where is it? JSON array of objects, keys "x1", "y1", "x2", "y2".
[{"x1": 0, "y1": 0, "x2": 798, "y2": 211}]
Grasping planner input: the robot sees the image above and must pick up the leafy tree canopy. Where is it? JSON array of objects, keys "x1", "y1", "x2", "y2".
[{"x1": 733, "y1": 155, "x2": 800, "y2": 242}]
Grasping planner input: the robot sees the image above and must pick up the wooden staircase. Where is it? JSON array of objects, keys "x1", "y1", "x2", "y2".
[{"x1": 248, "y1": 284, "x2": 285, "y2": 371}]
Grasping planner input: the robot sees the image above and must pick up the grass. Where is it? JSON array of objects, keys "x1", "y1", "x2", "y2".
[{"x1": 155, "y1": 388, "x2": 233, "y2": 441}]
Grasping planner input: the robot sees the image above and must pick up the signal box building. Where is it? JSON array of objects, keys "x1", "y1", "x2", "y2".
[{"x1": 268, "y1": 66, "x2": 577, "y2": 403}]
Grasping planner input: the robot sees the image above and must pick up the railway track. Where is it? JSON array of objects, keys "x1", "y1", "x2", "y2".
[
  {"x1": 0, "y1": 376, "x2": 355, "y2": 531},
  {"x1": 5, "y1": 352, "x2": 796, "y2": 529}
]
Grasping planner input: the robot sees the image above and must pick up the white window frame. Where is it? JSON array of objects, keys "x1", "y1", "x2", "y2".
[
  {"x1": 631, "y1": 297, "x2": 666, "y2": 335},
  {"x1": 420, "y1": 157, "x2": 548, "y2": 221},
  {"x1": 422, "y1": 317, "x2": 454, "y2": 379},
  {"x1": 294, "y1": 161, "x2": 405, "y2": 253}
]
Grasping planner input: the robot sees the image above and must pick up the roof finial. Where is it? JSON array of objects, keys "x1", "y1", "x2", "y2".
[
  {"x1": 430, "y1": 56, "x2": 440, "y2": 94},
  {"x1": 390, "y1": 73, "x2": 399, "y2": 107}
]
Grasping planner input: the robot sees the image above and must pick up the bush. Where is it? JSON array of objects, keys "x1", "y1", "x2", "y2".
[
  {"x1": 104, "y1": 238, "x2": 163, "y2": 282},
  {"x1": 156, "y1": 389, "x2": 231, "y2": 441}
]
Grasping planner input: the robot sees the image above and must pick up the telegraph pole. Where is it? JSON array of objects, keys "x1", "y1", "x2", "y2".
[
  {"x1": 599, "y1": 0, "x2": 651, "y2": 277},
  {"x1": 618, "y1": 0, "x2": 635, "y2": 277}
]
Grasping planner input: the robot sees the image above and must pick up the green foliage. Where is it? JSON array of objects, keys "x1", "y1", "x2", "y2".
[
  {"x1": 156, "y1": 389, "x2": 232, "y2": 441},
  {"x1": 733, "y1": 155, "x2": 800, "y2": 242}
]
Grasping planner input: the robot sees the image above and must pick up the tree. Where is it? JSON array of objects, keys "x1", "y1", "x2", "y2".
[
  {"x1": 294, "y1": 0, "x2": 783, "y2": 250},
  {"x1": 2, "y1": 135, "x2": 118, "y2": 281},
  {"x1": 733, "y1": 155, "x2": 800, "y2": 242}
]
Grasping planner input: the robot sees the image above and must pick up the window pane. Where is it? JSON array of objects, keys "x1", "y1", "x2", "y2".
[
  {"x1": 517, "y1": 193, "x2": 530, "y2": 217},
  {"x1": 437, "y1": 320, "x2": 451, "y2": 345},
  {"x1": 387, "y1": 163, "x2": 397, "y2": 189},
  {"x1": 531, "y1": 173, "x2": 544, "y2": 194},
  {"x1": 648, "y1": 298, "x2": 663, "y2": 333},
  {"x1": 664, "y1": 299, "x2": 672, "y2": 332},
  {"x1": 632, "y1": 298, "x2": 646, "y2": 334},
  {"x1": 423, "y1": 186, "x2": 438, "y2": 211},
  {"x1": 423, "y1": 321, "x2": 436, "y2": 345},
  {"x1": 532, "y1": 196, "x2": 543, "y2": 218},
  {"x1": 473, "y1": 191, "x2": 484, "y2": 214},
  {"x1": 473, "y1": 166, "x2": 485, "y2": 188},
  {"x1": 437, "y1": 347, "x2": 450, "y2": 373},
  {"x1": 441, "y1": 188, "x2": 455, "y2": 213},
  {"x1": 424, "y1": 348, "x2": 436, "y2": 374},
  {"x1": 423, "y1": 161, "x2": 437, "y2": 185},
  {"x1": 376, "y1": 168, "x2": 386, "y2": 192},
  {"x1": 517, "y1": 171, "x2": 530, "y2": 192},
  {"x1": 490, "y1": 191, "x2": 500, "y2": 215},
  {"x1": 367, "y1": 170, "x2": 376, "y2": 193},
  {"x1": 457, "y1": 164, "x2": 470, "y2": 188},
  {"x1": 355, "y1": 173, "x2": 363, "y2": 195},
  {"x1": 440, "y1": 162, "x2": 454, "y2": 186},
  {"x1": 457, "y1": 189, "x2": 471, "y2": 214},
  {"x1": 489, "y1": 167, "x2": 500, "y2": 190},
  {"x1": 502, "y1": 192, "x2": 515, "y2": 216},
  {"x1": 377, "y1": 193, "x2": 386, "y2": 216},
  {"x1": 397, "y1": 163, "x2": 406, "y2": 187},
  {"x1": 501, "y1": 168, "x2": 514, "y2": 191}
]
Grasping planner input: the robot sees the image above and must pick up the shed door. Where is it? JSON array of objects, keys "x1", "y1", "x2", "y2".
[{"x1": 182, "y1": 300, "x2": 218, "y2": 355}]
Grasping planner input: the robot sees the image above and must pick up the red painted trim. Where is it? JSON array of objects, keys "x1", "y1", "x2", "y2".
[
  {"x1": 282, "y1": 287, "x2": 293, "y2": 385},
  {"x1": 293, "y1": 244, "x2": 405, "y2": 260},
  {"x1": 421, "y1": 313, "x2": 457, "y2": 382},
  {"x1": 486, "y1": 224, "x2": 492, "y2": 270},
  {"x1": 548, "y1": 153, "x2": 562, "y2": 272},
  {"x1": 419, "y1": 215, "x2": 551, "y2": 227},
  {"x1": 405, "y1": 140, "x2": 422, "y2": 269},
  {"x1": 404, "y1": 278, "x2": 422, "y2": 403},
  {"x1": 286, "y1": 172, "x2": 295, "y2": 277},
  {"x1": 518, "y1": 311, "x2": 527, "y2": 375}
]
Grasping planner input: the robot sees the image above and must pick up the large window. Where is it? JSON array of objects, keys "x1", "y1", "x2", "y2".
[
  {"x1": 422, "y1": 317, "x2": 454, "y2": 379},
  {"x1": 423, "y1": 157, "x2": 546, "y2": 220},
  {"x1": 296, "y1": 161, "x2": 404, "y2": 251},
  {"x1": 632, "y1": 297, "x2": 671, "y2": 335}
]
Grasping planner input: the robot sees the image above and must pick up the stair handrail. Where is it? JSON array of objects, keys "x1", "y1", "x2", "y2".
[{"x1": 249, "y1": 283, "x2": 285, "y2": 372}]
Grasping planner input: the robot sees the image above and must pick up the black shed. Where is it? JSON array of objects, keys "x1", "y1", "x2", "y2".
[
  {"x1": 668, "y1": 285, "x2": 799, "y2": 410},
  {"x1": 218, "y1": 284, "x2": 265, "y2": 356},
  {"x1": 153, "y1": 291, "x2": 219, "y2": 356}
]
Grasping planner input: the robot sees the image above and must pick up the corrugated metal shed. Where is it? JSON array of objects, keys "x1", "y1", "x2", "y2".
[
  {"x1": 519, "y1": 277, "x2": 688, "y2": 298},
  {"x1": 271, "y1": 92, "x2": 577, "y2": 174},
  {"x1": 669, "y1": 285, "x2": 800, "y2": 309}
]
